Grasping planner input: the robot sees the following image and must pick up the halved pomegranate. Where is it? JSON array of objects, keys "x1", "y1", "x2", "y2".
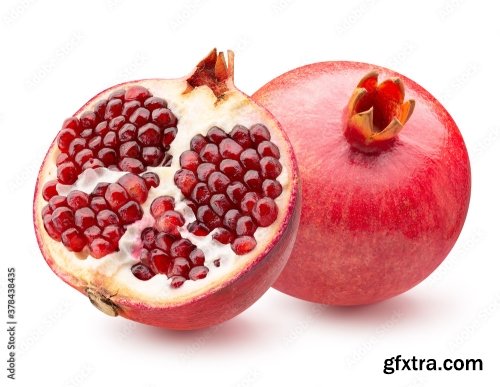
[
  {"x1": 253, "y1": 62, "x2": 471, "y2": 305},
  {"x1": 34, "y1": 50, "x2": 300, "y2": 329}
]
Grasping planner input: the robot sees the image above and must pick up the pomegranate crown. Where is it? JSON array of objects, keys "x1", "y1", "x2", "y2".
[{"x1": 346, "y1": 71, "x2": 415, "y2": 151}]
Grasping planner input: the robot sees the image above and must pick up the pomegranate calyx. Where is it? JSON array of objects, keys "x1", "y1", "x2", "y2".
[
  {"x1": 185, "y1": 49, "x2": 235, "y2": 100},
  {"x1": 86, "y1": 288, "x2": 119, "y2": 317},
  {"x1": 345, "y1": 71, "x2": 415, "y2": 152}
]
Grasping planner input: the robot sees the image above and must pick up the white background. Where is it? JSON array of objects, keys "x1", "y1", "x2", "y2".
[{"x1": 1, "y1": 0, "x2": 499, "y2": 386}]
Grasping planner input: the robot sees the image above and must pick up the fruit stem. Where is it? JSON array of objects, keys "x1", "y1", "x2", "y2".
[
  {"x1": 185, "y1": 49, "x2": 235, "y2": 99},
  {"x1": 345, "y1": 71, "x2": 415, "y2": 153}
]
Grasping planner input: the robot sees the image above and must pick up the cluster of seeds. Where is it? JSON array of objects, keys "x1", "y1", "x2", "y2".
[
  {"x1": 174, "y1": 124, "x2": 283, "y2": 255},
  {"x1": 41, "y1": 173, "x2": 159, "y2": 258},
  {"x1": 54, "y1": 86, "x2": 178, "y2": 185},
  {"x1": 131, "y1": 195, "x2": 209, "y2": 288}
]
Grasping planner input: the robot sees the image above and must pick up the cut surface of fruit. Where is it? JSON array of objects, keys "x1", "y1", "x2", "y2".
[
  {"x1": 34, "y1": 50, "x2": 300, "y2": 329},
  {"x1": 253, "y1": 61, "x2": 470, "y2": 306}
]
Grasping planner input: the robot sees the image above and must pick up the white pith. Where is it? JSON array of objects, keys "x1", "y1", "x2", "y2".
[{"x1": 34, "y1": 78, "x2": 295, "y2": 306}]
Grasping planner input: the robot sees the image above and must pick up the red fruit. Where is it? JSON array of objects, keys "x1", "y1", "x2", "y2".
[
  {"x1": 34, "y1": 49, "x2": 300, "y2": 330},
  {"x1": 253, "y1": 62, "x2": 471, "y2": 305},
  {"x1": 251, "y1": 197, "x2": 278, "y2": 227}
]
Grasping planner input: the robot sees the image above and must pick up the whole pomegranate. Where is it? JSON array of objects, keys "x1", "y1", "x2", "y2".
[
  {"x1": 33, "y1": 50, "x2": 300, "y2": 329},
  {"x1": 253, "y1": 62, "x2": 470, "y2": 305}
]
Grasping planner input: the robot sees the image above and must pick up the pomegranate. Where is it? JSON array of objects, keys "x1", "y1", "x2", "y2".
[
  {"x1": 253, "y1": 62, "x2": 470, "y2": 305},
  {"x1": 34, "y1": 50, "x2": 300, "y2": 329}
]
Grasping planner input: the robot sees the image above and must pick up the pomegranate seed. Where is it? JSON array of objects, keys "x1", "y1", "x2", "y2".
[
  {"x1": 257, "y1": 140, "x2": 280, "y2": 158},
  {"x1": 240, "y1": 148, "x2": 260, "y2": 170},
  {"x1": 89, "y1": 238, "x2": 115, "y2": 258},
  {"x1": 189, "y1": 248, "x2": 205, "y2": 266},
  {"x1": 231, "y1": 236, "x2": 257, "y2": 254},
  {"x1": 57, "y1": 161, "x2": 79, "y2": 185},
  {"x1": 167, "y1": 258, "x2": 190, "y2": 278},
  {"x1": 141, "y1": 227, "x2": 157, "y2": 249},
  {"x1": 131, "y1": 263, "x2": 154, "y2": 281},
  {"x1": 243, "y1": 170, "x2": 262, "y2": 191},
  {"x1": 118, "y1": 201, "x2": 143, "y2": 223},
  {"x1": 61, "y1": 228, "x2": 86, "y2": 252},
  {"x1": 118, "y1": 157, "x2": 145, "y2": 173},
  {"x1": 43, "y1": 215, "x2": 61, "y2": 241},
  {"x1": 129, "y1": 107, "x2": 150, "y2": 127},
  {"x1": 150, "y1": 196, "x2": 175, "y2": 218},
  {"x1": 142, "y1": 147, "x2": 164, "y2": 166},
  {"x1": 240, "y1": 192, "x2": 260, "y2": 214},
  {"x1": 206, "y1": 126, "x2": 227, "y2": 144},
  {"x1": 170, "y1": 239, "x2": 195, "y2": 258},
  {"x1": 260, "y1": 157, "x2": 282, "y2": 179},
  {"x1": 119, "y1": 141, "x2": 140, "y2": 158},
  {"x1": 124, "y1": 86, "x2": 151, "y2": 102},
  {"x1": 196, "y1": 163, "x2": 217, "y2": 182},
  {"x1": 223, "y1": 209, "x2": 242, "y2": 230},
  {"x1": 142, "y1": 172, "x2": 160, "y2": 188},
  {"x1": 118, "y1": 123, "x2": 137, "y2": 142},
  {"x1": 187, "y1": 221, "x2": 210, "y2": 236},
  {"x1": 190, "y1": 134, "x2": 208, "y2": 153},
  {"x1": 57, "y1": 128, "x2": 77, "y2": 152},
  {"x1": 104, "y1": 98, "x2": 123, "y2": 120},
  {"x1": 162, "y1": 127, "x2": 177, "y2": 147},
  {"x1": 184, "y1": 199, "x2": 197, "y2": 212},
  {"x1": 229, "y1": 125, "x2": 252, "y2": 148},
  {"x1": 42, "y1": 205, "x2": 52, "y2": 217},
  {"x1": 189, "y1": 266, "x2": 209, "y2": 280},
  {"x1": 262, "y1": 179, "x2": 282, "y2": 198},
  {"x1": 156, "y1": 210, "x2": 184, "y2": 233},
  {"x1": 138, "y1": 123, "x2": 161, "y2": 145},
  {"x1": 42, "y1": 180, "x2": 58, "y2": 201},
  {"x1": 96, "y1": 209, "x2": 119, "y2": 228},
  {"x1": 207, "y1": 172, "x2": 231, "y2": 193},
  {"x1": 219, "y1": 159, "x2": 243, "y2": 181},
  {"x1": 80, "y1": 128, "x2": 93, "y2": 138},
  {"x1": 94, "y1": 100, "x2": 107, "y2": 119},
  {"x1": 199, "y1": 143, "x2": 222, "y2": 164},
  {"x1": 90, "y1": 196, "x2": 107, "y2": 212},
  {"x1": 191, "y1": 182, "x2": 211, "y2": 204},
  {"x1": 155, "y1": 232, "x2": 174, "y2": 251},
  {"x1": 67, "y1": 191, "x2": 89, "y2": 210},
  {"x1": 84, "y1": 226, "x2": 101, "y2": 243},
  {"x1": 91, "y1": 182, "x2": 110, "y2": 197},
  {"x1": 62, "y1": 117, "x2": 81, "y2": 133},
  {"x1": 103, "y1": 131, "x2": 118, "y2": 147},
  {"x1": 139, "y1": 249, "x2": 151, "y2": 266},
  {"x1": 197, "y1": 205, "x2": 222, "y2": 229},
  {"x1": 144, "y1": 97, "x2": 167, "y2": 111},
  {"x1": 226, "y1": 181, "x2": 248, "y2": 204},
  {"x1": 180, "y1": 150, "x2": 201, "y2": 172},
  {"x1": 94, "y1": 121, "x2": 109, "y2": 135},
  {"x1": 170, "y1": 276, "x2": 186, "y2": 288},
  {"x1": 251, "y1": 197, "x2": 278, "y2": 227},
  {"x1": 97, "y1": 148, "x2": 117, "y2": 166},
  {"x1": 105, "y1": 183, "x2": 129, "y2": 210},
  {"x1": 51, "y1": 207, "x2": 74, "y2": 233},
  {"x1": 212, "y1": 228, "x2": 234, "y2": 244},
  {"x1": 249, "y1": 124, "x2": 271, "y2": 144},
  {"x1": 110, "y1": 115, "x2": 127, "y2": 130},
  {"x1": 80, "y1": 112, "x2": 97, "y2": 129},
  {"x1": 56, "y1": 153, "x2": 70, "y2": 166},
  {"x1": 109, "y1": 89, "x2": 125, "y2": 100},
  {"x1": 214, "y1": 258, "x2": 221, "y2": 267},
  {"x1": 219, "y1": 138, "x2": 243, "y2": 160},
  {"x1": 88, "y1": 136, "x2": 103, "y2": 151},
  {"x1": 152, "y1": 108, "x2": 177, "y2": 127},
  {"x1": 68, "y1": 138, "x2": 86, "y2": 157},
  {"x1": 118, "y1": 173, "x2": 148, "y2": 204},
  {"x1": 82, "y1": 158, "x2": 105, "y2": 170},
  {"x1": 102, "y1": 225, "x2": 123, "y2": 246},
  {"x1": 49, "y1": 195, "x2": 67, "y2": 211},
  {"x1": 74, "y1": 149, "x2": 94, "y2": 166},
  {"x1": 210, "y1": 194, "x2": 232, "y2": 216},
  {"x1": 122, "y1": 100, "x2": 141, "y2": 118},
  {"x1": 151, "y1": 249, "x2": 171, "y2": 274},
  {"x1": 236, "y1": 216, "x2": 256, "y2": 236},
  {"x1": 174, "y1": 169, "x2": 197, "y2": 196}
]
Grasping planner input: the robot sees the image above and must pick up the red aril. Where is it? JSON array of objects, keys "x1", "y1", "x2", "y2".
[
  {"x1": 253, "y1": 62, "x2": 471, "y2": 305},
  {"x1": 34, "y1": 50, "x2": 300, "y2": 329}
]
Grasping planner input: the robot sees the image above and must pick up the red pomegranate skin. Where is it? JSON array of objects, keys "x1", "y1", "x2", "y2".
[{"x1": 253, "y1": 61, "x2": 471, "y2": 305}]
